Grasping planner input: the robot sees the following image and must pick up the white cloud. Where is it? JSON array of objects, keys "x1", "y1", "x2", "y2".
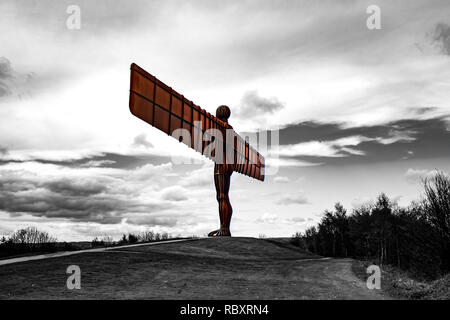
[
  {"x1": 256, "y1": 212, "x2": 279, "y2": 224},
  {"x1": 274, "y1": 131, "x2": 417, "y2": 158},
  {"x1": 159, "y1": 186, "x2": 188, "y2": 202},
  {"x1": 274, "y1": 135, "x2": 371, "y2": 158},
  {"x1": 273, "y1": 176, "x2": 290, "y2": 183},
  {"x1": 375, "y1": 130, "x2": 417, "y2": 145},
  {"x1": 276, "y1": 140, "x2": 343, "y2": 158},
  {"x1": 265, "y1": 157, "x2": 322, "y2": 168},
  {"x1": 80, "y1": 160, "x2": 116, "y2": 167},
  {"x1": 351, "y1": 197, "x2": 374, "y2": 209},
  {"x1": 179, "y1": 163, "x2": 214, "y2": 187},
  {"x1": 276, "y1": 193, "x2": 309, "y2": 205},
  {"x1": 256, "y1": 212, "x2": 306, "y2": 225},
  {"x1": 0, "y1": 149, "x2": 105, "y2": 162},
  {"x1": 405, "y1": 168, "x2": 448, "y2": 184}
]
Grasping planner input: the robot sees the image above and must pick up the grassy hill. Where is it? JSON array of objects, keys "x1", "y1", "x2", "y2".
[{"x1": 0, "y1": 237, "x2": 390, "y2": 299}]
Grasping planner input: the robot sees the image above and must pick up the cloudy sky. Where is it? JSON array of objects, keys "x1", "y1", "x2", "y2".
[{"x1": 1, "y1": 0, "x2": 450, "y2": 240}]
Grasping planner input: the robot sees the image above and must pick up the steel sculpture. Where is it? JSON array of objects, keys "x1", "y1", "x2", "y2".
[{"x1": 129, "y1": 63, "x2": 265, "y2": 236}]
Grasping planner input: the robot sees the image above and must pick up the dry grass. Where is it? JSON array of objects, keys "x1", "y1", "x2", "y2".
[
  {"x1": 352, "y1": 260, "x2": 450, "y2": 300},
  {"x1": 0, "y1": 237, "x2": 391, "y2": 300}
]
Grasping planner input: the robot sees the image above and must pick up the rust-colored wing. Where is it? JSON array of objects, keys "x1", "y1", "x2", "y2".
[
  {"x1": 129, "y1": 63, "x2": 264, "y2": 181},
  {"x1": 231, "y1": 133, "x2": 265, "y2": 181}
]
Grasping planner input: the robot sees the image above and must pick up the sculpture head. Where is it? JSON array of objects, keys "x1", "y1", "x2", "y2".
[{"x1": 216, "y1": 105, "x2": 231, "y2": 123}]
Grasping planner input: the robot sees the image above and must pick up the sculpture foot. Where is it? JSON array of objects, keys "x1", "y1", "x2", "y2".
[{"x1": 208, "y1": 228, "x2": 231, "y2": 237}]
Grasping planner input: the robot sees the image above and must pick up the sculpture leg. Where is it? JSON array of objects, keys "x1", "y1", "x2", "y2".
[{"x1": 208, "y1": 164, "x2": 232, "y2": 237}]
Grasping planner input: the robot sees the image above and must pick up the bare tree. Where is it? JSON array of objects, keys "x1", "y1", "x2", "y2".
[
  {"x1": 9, "y1": 227, "x2": 56, "y2": 246},
  {"x1": 423, "y1": 172, "x2": 450, "y2": 240},
  {"x1": 139, "y1": 230, "x2": 155, "y2": 242}
]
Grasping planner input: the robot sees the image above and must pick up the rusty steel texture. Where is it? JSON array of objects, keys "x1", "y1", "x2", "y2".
[
  {"x1": 129, "y1": 63, "x2": 265, "y2": 236},
  {"x1": 129, "y1": 63, "x2": 265, "y2": 181}
]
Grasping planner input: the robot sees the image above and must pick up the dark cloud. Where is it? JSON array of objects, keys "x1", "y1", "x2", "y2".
[
  {"x1": 0, "y1": 57, "x2": 34, "y2": 98},
  {"x1": 0, "y1": 188, "x2": 173, "y2": 224},
  {"x1": 410, "y1": 106, "x2": 439, "y2": 115},
  {"x1": 432, "y1": 22, "x2": 450, "y2": 55},
  {"x1": 0, "y1": 57, "x2": 13, "y2": 97},
  {"x1": 236, "y1": 90, "x2": 284, "y2": 118},
  {"x1": 0, "y1": 145, "x2": 8, "y2": 156},
  {"x1": 0, "y1": 164, "x2": 176, "y2": 224},
  {"x1": 11, "y1": 0, "x2": 159, "y2": 35},
  {"x1": 133, "y1": 133, "x2": 154, "y2": 149},
  {"x1": 0, "y1": 86, "x2": 8, "y2": 97},
  {"x1": 0, "y1": 189, "x2": 125, "y2": 224},
  {"x1": 43, "y1": 178, "x2": 108, "y2": 197},
  {"x1": 76, "y1": 153, "x2": 170, "y2": 169},
  {"x1": 277, "y1": 120, "x2": 414, "y2": 145},
  {"x1": 273, "y1": 115, "x2": 450, "y2": 166},
  {"x1": 0, "y1": 57, "x2": 12, "y2": 74}
]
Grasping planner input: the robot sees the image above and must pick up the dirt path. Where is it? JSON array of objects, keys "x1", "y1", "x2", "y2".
[
  {"x1": 289, "y1": 258, "x2": 389, "y2": 299},
  {"x1": 0, "y1": 238, "x2": 391, "y2": 299}
]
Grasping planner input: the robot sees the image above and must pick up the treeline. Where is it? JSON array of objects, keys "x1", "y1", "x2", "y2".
[
  {"x1": 299, "y1": 172, "x2": 450, "y2": 279},
  {"x1": 1, "y1": 227, "x2": 179, "y2": 258},
  {"x1": 0, "y1": 227, "x2": 74, "y2": 258},
  {"x1": 91, "y1": 231, "x2": 173, "y2": 247}
]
